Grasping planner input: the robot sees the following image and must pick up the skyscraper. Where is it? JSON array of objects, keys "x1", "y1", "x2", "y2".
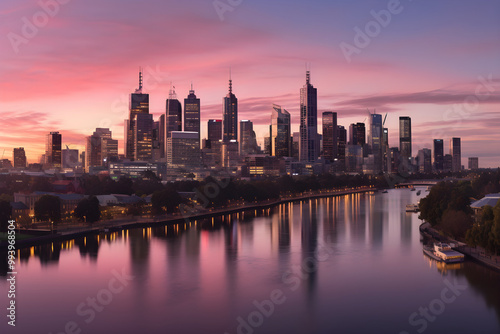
[
  {"x1": 349, "y1": 123, "x2": 366, "y2": 146},
  {"x1": 86, "y1": 128, "x2": 117, "y2": 172},
  {"x1": 418, "y1": 148, "x2": 432, "y2": 173},
  {"x1": 13, "y1": 147, "x2": 26, "y2": 168},
  {"x1": 208, "y1": 120, "x2": 223, "y2": 142},
  {"x1": 239, "y1": 120, "x2": 258, "y2": 156},
  {"x1": 46, "y1": 131, "x2": 62, "y2": 168},
  {"x1": 367, "y1": 113, "x2": 383, "y2": 173},
  {"x1": 399, "y1": 116, "x2": 412, "y2": 163},
  {"x1": 167, "y1": 131, "x2": 201, "y2": 170},
  {"x1": 299, "y1": 71, "x2": 318, "y2": 162},
  {"x1": 433, "y1": 139, "x2": 444, "y2": 172},
  {"x1": 337, "y1": 125, "x2": 347, "y2": 164},
  {"x1": 223, "y1": 74, "x2": 238, "y2": 142},
  {"x1": 125, "y1": 70, "x2": 149, "y2": 160},
  {"x1": 271, "y1": 104, "x2": 291, "y2": 157},
  {"x1": 184, "y1": 84, "x2": 201, "y2": 148},
  {"x1": 468, "y1": 157, "x2": 479, "y2": 170},
  {"x1": 322, "y1": 112, "x2": 337, "y2": 162},
  {"x1": 165, "y1": 87, "x2": 182, "y2": 157},
  {"x1": 451, "y1": 137, "x2": 461, "y2": 172},
  {"x1": 133, "y1": 113, "x2": 153, "y2": 161}
]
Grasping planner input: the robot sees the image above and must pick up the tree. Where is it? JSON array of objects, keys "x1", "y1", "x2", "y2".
[
  {"x1": 152, "y1": 186, "x2": 183, "y2": 214},
  {"x1": 34, "y1": 195, "x2": 61, "y2": 224},
  {"x1": 74, "y1": 196, "x2": 100, "y2": 223},
  {"x1": 0, "y1": 200, "x2": 12, "y2": 232}
]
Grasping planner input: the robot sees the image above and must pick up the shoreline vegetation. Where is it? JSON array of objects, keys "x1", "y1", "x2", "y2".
[{"x1": 418, "y1": 169, "x2": 500, "y2": 271}]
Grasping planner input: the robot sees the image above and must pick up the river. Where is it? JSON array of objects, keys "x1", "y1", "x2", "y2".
[{"x1": 1, "y1": 188, "x2": 499, "y2": 334}]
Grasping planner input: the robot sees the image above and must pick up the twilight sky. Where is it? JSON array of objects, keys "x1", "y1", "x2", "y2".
[{"x1": 1, "y1": 0, "x2": 500, "y2": 167}]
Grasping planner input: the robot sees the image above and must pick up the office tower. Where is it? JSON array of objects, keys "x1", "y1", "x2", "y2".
[
  {"x1": 125, "y1": 70, "x2": 149, "y2": 160},
  {"x1": 418, "y1": 148, "x2": 432, "y2": 173},
  {"x1": 167, "y1": 131, "x2": 201, "y2": 170},
  {"x1": 322, "y1": 112, "x2": 337, "y2": 162},
  {"x1": 158, "y1": 114, "x2": 165, "y2": 158},
  {"x1": 337, "y1": 125, "x2": 346, "y2": 160},
  {"x1": 367, "y1": 113, "x2": 383, "y2": 173},
  {"x1": 389, "y1": 147, "x2": 400, "y2": 173},
  {"x1": 165, "y1": 87, "x2": 182, "y2": 140},
  {"x1": 13, "y1": 148, "x2": 26, "y2": 168},
  {"x1": 134, "y1": 113, "x2": 153, "y2": 161},
  {"x1": 450, "y1": 137, "x2": 461, "y2": 172},
  {"x1": 271, "y1": 104, "x2": 291, "y2": 157},
  {"x1": 152, "y1": 120, "x2": 161, "y2": 161},
  {"x1": 433, "y1": 139, "x2": 444, "y2": 172},
  {"x1": 443, "y1": 154, "x2": 453, "y2": 172},
  {"x1": 80, "y1": 151, "x2": 85, "y2": 168},
  {"x1": 346, "y1": 144, "x2": 363, "y2": 172},
  {"x1": 349, "y1": 122, "x2": 366, "y2": 146},
  {"x1": 86, "y1": 128, "x2": 117, "y2": 172},
  {"x1": 208, "y1": 119, "x2": 223, "y2": 143},
  {"x1": 299, "y1": 71, "x2": 318, "y2": 162},
  {"x1": 292, "y1": 132, "x2": 300, "y2": 159},
  {"x1": 12, "y1": 148, "x2": 24, "y2": 169},
  {"x1": 222, "y1": 140, "x2": 239, "y2": 168},
  {"x1": 399, "y1": 116, "x2": 412, "y2": 164},
  {"x1": 184, "y1": 84, "x2": 201, "y2": 148},
  {"x1": 62, "y1": 148, "x2": 79, "y2": 169},
  {"x1": 46, "y1": 131, "x2": 62, "y2": 168},
  {"x1": 468, "y1": 157, "x2": 479, "y2": 170},
  {"x1": 264, "y1": 137, "x2": 271, "y2": 155},
  {"x1": 382, "y1": 128, "x2": 389, "y2": 172},
  {"x1": 239, "y1": 120, "x2": 257, "y2": 156},
  {"x1": 223, "y1": 73, "x2": 238, "y2": 142}
]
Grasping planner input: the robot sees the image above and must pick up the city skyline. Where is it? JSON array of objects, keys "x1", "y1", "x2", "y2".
[{"x1": 1, "y1": 0, "x2": 500, "y2": 166}]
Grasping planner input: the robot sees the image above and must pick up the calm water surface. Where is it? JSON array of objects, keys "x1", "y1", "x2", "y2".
[{"x1": 1, "y1": 188, "x2": 499, "y2": 334}]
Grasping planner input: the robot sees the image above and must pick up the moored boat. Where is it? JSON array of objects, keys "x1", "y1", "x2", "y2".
[{"x1": 423, "y1": 243, "x2": 464, "y2": 263}]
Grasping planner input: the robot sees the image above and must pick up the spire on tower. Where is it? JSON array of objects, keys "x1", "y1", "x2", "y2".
[
  {"x1": 229, "y1": 67, "x2": 233, "y2": 94},
  {"x1": 139, "y1": 67, "x2": 143, "y2": 91},
  {"x1": 306, "y1": 70, "x2": 310, "y2": 85}
]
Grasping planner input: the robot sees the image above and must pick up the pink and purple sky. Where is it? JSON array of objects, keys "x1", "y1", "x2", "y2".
[{"x1": 1, "y1": 0, "x2": 499, "y2": 167}]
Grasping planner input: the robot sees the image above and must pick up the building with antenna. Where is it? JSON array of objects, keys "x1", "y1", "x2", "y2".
[
  {"x1": 223, "y1": 70, "x2": 238, "y2": 142},
  {"x1": 299, "y1": 70, "x2": 318, "y2": 162},
  {"x1": 271, "y1": 104, "x2": 291, "y2": 157},
  {"x1": 125, "y1": 69, "x2": 151, "y2": 161}
]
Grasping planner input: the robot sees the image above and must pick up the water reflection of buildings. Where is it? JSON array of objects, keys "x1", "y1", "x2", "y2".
[
  {"x1": 368, "y1": 193, "x2": 385, "y2": 248},
  {"x1": 301, "y1": 199, "x2": 318, "y2": 299}
]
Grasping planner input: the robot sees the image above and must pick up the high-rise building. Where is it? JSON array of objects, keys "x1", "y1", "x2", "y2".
[
  {"x1": 13, "y1": 148, "x2": 26, "y2": 168},
  {"x1": 399, "y1": 116, "x2": 411, "y2": 164},
  {"x1": 239, "y1": 120, "x2": 257, "y2": 156},
  {"x1": 367, "y1": 113, "x2": 383, "y2": 173},
  {"x1": 46, "y1": 131, "x2": 62, "y2": 168},
  {"x1": 271, "y1": 104, "x2": 291, "y2": 157},
  {"x1": 349, "y1": 123, "x2": 366, "y2": 146},
  {"x1": 468, "y1": 157, "x2": 479, "y2": 170},
  {"x1": 443, "y1": 154, "x2": 453, "y2": 172},
  {"x1": 223, "y1": 74, "x2": 238, "y2": 142},
  {"x1": 125, "y1": 70, "x2": 149, "y2": 160},
  {"x1": 322, "y1": 112, "x2": 337, "y2": 162},
  {"x1": 165, "y1": 87, "x2": 182, "y2": 140},
  {"x1": 133, "y1": 113, "x2": 153, "y2": 161},
  {"x1": 299, "y1": 71, "x2": 318, "y2": 162},
  {"x1": 167, "y1": 131, "x2": 201, "y2": 171},
  {"x1": 418, "y1": 148, "x2": 432, "y2": 173},
  {"x1": 184, "y1": 85, "x2": 201, "y2": 148},
  {"x1": 208, "y1": 120, "x2": 223, "y2": 143},
  {"x1": 450, "y1": 137, "x2": 461, "y2": 172},
  {"x1": 432, "y1": 139, "x2": 444, "y2": 172},
  {"x1": 86, "y1": 128, "x2": 117, "y2": 172},
  {"x1": 337, "y1": 125, "x2": 347, "y2": 164}
]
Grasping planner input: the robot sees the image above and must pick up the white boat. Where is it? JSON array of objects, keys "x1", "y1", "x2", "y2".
[
  {"x1": 405, "y1": 204, "x2": 419, "y2": 212},
  {"x1": 423, "y1": 243, "x2": 464, "y2": 263}
]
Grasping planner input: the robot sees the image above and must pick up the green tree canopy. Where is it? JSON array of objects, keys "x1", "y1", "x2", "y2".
[{"x1": 34, "y1": 195, "x2": 61, "y2": 224}]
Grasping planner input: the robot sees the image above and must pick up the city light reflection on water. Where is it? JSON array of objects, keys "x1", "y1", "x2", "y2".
[{"x1": 1, "y1": 189, "x2": 499, "y2": 334}]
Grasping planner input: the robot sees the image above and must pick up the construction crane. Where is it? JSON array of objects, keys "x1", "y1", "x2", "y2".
[{"x1": 383, "y1": 113, "x2": 388, "y2": 126}]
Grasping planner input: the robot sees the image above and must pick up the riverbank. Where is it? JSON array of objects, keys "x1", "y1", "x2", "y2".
[
  {"x1": 1, "y1": 186, "x2": 375, "y2": 249},
  {"x1": 419, "y1": 222, "x2": 500, "y2": 272}
]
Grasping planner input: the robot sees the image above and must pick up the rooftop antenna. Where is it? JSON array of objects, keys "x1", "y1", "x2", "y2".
[
  {"x1": 135, "y1": 67, "x2": 143, "y2": 93},
  {"x1": 169, "y1": 81, "x2": 176, "y2": 99},
  {"x1": 229, "y1": 67, "x2": 232, "y2": 94}
]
